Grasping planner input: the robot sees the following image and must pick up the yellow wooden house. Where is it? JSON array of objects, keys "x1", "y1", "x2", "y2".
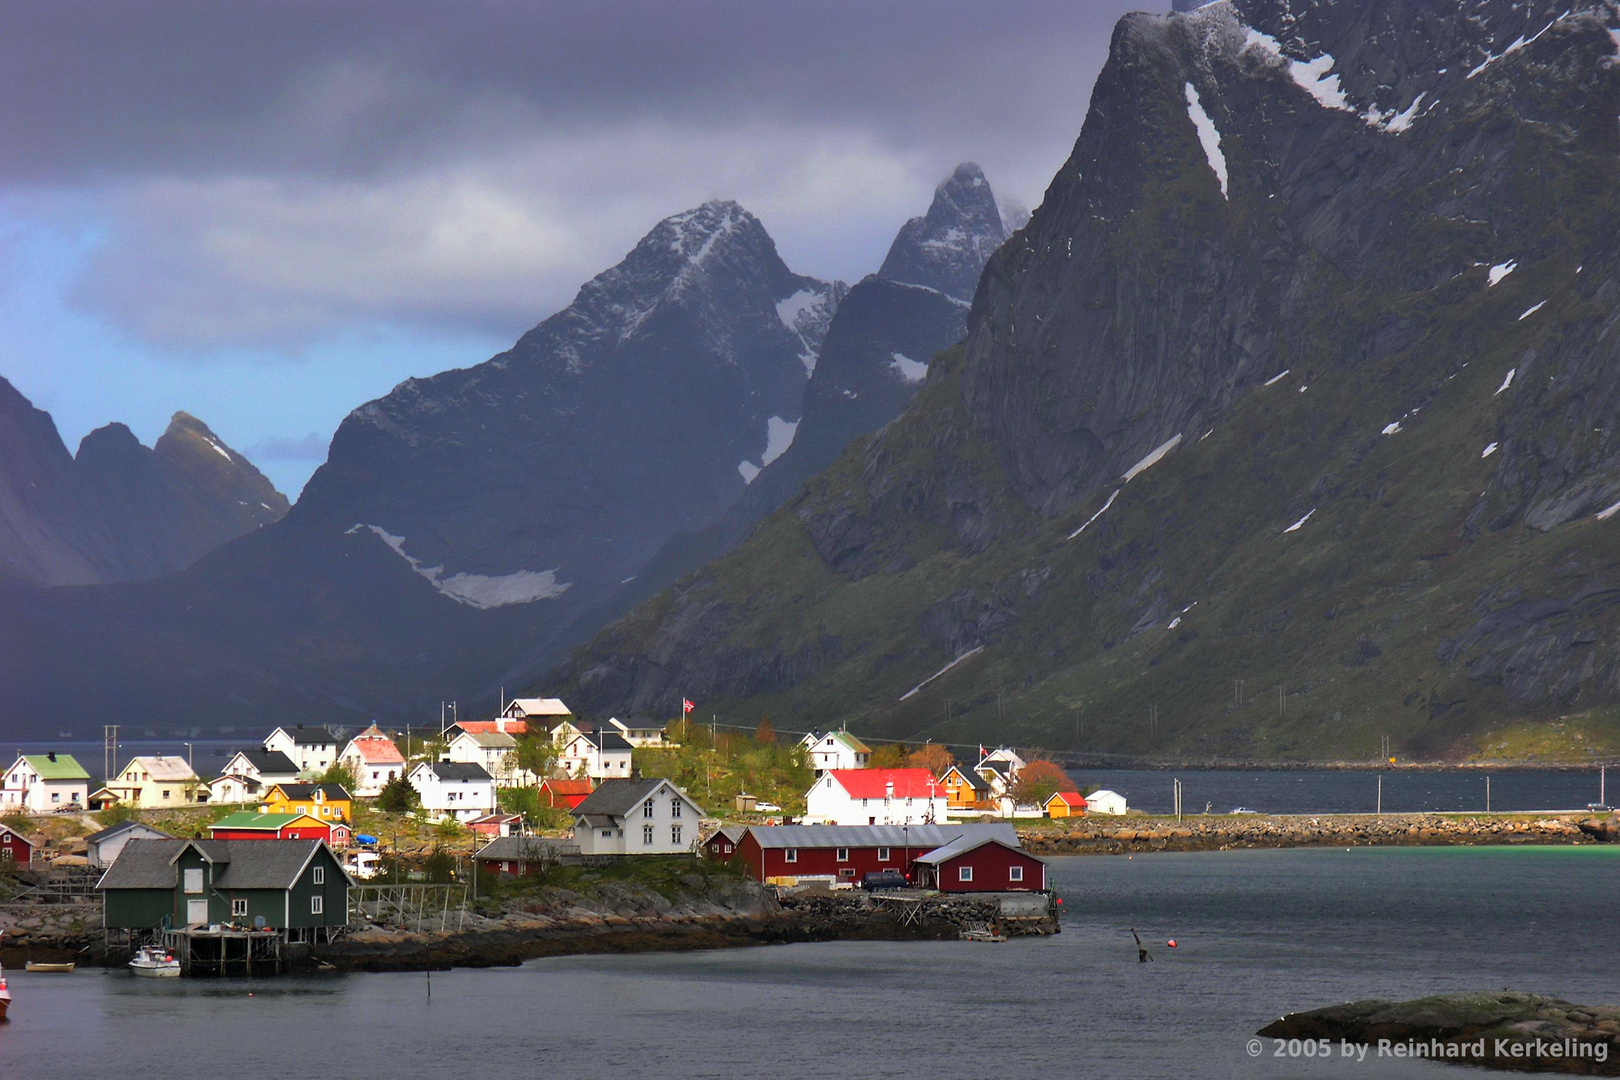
[
  {"x1": 1044, "y1": 791, "x2": 1089, "y2": 818},
  {"x1": 104, "y1": 755, "x2": 203, "y2": 807},
  {"x1": 938, "y1": 765, "x2": 996, "y2": 813},
  {"x1": 260, "y1": 782, "x2": 352, "y2": 823}
]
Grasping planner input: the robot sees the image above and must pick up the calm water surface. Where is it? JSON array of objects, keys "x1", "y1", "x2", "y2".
[{"x1": 5, "y1": 845, "x2": 1616, "y2": 1079}]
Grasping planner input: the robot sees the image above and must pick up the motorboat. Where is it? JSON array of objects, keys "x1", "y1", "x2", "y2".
[
  {"x1": 128, "y1": 946, "x2": 181, "y2": 977},
  {"x1": 0, "y1": 963, "x2": 10, "y2": 1020},
  {"x1": 23, "y1": 962, "x2": 73, "y2": 973}
]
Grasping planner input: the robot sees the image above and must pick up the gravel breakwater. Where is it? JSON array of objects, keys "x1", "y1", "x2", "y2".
[{"x1": 1020, "y1": 812, "x2": 1620, "y2": 856}]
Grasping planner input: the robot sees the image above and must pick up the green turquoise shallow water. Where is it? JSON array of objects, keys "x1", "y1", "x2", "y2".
[{"x1": 6, "y1": 845, "x2": 1616, "y2": 1079}]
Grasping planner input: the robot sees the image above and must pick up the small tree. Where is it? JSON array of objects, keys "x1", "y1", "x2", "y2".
[
  {"x1": 868, "y1": 743, "x2": 908, "y2": 769},
  {"x1": 1012, "y1": 759, "x2": 1078, "y2": 806},
  {"x1": 908, "y1": 743, "x2": 954, "y2": 775},
  {"x1": 318, "y1": 759, "x2": 360, "y2": 791},
  {"x1": 754, "y1": 717, "x2": 777, "y2": 744},
  {"x1": 512, "y1": 729, "x2": 560, "y2": 781},
  {"x1": 376, "y1": 775, "x2": 420, "y2": 814}
]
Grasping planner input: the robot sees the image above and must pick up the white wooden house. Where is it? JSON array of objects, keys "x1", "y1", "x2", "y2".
[
  {"x1": 607, "y1": 717, "x2": 667, "y2": 747},
  {"x1": 210, "y1": 750, "x2": 302, "y2": 804},
  {"x1": 1084, "y1": 789, "x2": 1129, "y2": 815},
  {"x1": 338, "y1": 724, "x2": 406, "y2": 797},
  {"x1": 799, "y1": 731, "x2": 871, "y2": 774},
  {"x1": 105, "y1": 756, "x2": 202, "y2": 807},
  {"x1": 447, "y1": 730, "x2": 535, "y2": 787},
  {"x1": 502, "y1": 697, "x2": 573, "y2": 722},
  {"x1": 408, "y1": 761, "x2": 496, "y2": 822},
  {"x1": 1, "y1": 753, "x2": 91, "y2": 812},
  {"x1": 263, "y1": 725, "x2": 342, "y2": 777},
  {"x1": 804, "y1": 769, "x2": 948, "y2": 827},
  {"x1": 571, "y1": 778, "x2": 704, "y2": 856},
  {"x1": 556, "y1": 730, "x2": 634, "y2": 780}
]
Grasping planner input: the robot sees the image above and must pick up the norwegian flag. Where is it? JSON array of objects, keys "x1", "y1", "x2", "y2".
[
  {"x1": 682, "y1": 698, "x2": 695, "y2": 714},
  {"x1": 979, "y1": 744, "x2": 987, "y2": 759}
]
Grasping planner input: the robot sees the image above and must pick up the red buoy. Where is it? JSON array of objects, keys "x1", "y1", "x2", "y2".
[{"x1": 1167, "y1": 939, "x2": 1178, "y2": 948}]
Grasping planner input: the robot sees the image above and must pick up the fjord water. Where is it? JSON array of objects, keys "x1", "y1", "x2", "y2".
[{"x1": 8, "y1": 847, "x2": 1617, "y2": 1080}]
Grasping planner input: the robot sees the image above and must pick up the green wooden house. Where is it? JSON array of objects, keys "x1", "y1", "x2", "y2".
[{"x1": 97, "y1": 838, "x2": 352, "y2": 939}]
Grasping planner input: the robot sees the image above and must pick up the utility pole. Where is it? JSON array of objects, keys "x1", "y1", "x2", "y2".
[
  {"x1": 1486, "y1": 776, "x2": 1491, "y2": 813},
  {"x1": 1278, "y1": 685, "x2": 1286, "y2": 716},
  {"x1": 1233, "y1": 679, "x2": 1244, "y2": 707},
  {"x1": 1377, "y1": 774, "x2": 1382, "y2": 816},
  {"x1": 103, "y1": 725, "x2": 119, "y2": 789}
]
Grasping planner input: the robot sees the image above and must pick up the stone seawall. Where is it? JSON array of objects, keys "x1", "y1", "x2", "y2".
[{"x1": 1020, "y1": 812, "x2": 1620, "y2": 856}]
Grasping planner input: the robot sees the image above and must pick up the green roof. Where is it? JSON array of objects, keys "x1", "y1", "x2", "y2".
[
  {"x1": 23, "y1": 754, "x2": 90, "y2": 781},
  {"x1": 209, "y1": 812, "x2": 314, "y2": 830},
  {"x1": 832, "y1": 732, "x2": 872, "y2": 754}
]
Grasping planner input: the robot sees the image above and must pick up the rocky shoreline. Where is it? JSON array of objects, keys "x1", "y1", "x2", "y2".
[
  {"x1": 1261, "y1": 992, "x2": 1620, "y2": 1075},
  {"x1": 0, "y1": 872, "x2": 1055, "y2": 972},
  {"x1": 1020, "y1": 812, "x2": 1620, "y2": 856}
]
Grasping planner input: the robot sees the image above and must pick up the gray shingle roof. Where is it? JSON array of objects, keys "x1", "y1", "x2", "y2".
[
  {"x1": 271, "y1": 783, "x2": 352, "y2": 801},
  {"x1": 96, "y1": 838, "x2": 351, "y2": 892},
  {"x1": 231, "y1": 750, "x2": 300, "y2": 776},
  {"x1": 95, "y1": 838, "x2": 187, "y2": 889},
  {"x1": 744, "y1": 823, "x2": 1020, "y2": 851},
  {"x1": 277, "y1": 726, "x2": 339, "y2": 745},
  {"x1": 944, "y1": 766, "x2": 991, "y2": 792},
  {"x1": 475, "y1": 836, "x2": 579, "y2": 861},
  {"x1": 85, "y1": 819, "x2": 173, "y2": 846},
  {"x1": 585, "y1": 731, "x2": 633, "y2": 751},
  {"x1": 421, "y1": 761, "x2": 492, "y2": 781},
  {"x1": 913, "y1": 833, "x2": 1044, "y2": 865},
  {"x1": 572, "y1": 778, "x2": 668, "y2": 818}
]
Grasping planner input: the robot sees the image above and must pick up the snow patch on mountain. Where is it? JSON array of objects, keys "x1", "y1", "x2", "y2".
[
  {"x1": 890, "y1": 352, "x2": 929, "y2": 382},
  {"x1": 1488, "y1": 260, "x2": 1517, "y2": 285},
  {"x1": 347, "y1": 524, "x2": 569, "y2": 607},
  {"x1": 1184, "y1": 83, "x2": 1229, "y2": 198},
  {"x1": 1122, "y1": 433, "x2": 1183, "y2": 483}
]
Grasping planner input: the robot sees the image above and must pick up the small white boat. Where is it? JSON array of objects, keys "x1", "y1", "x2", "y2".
[
  {"x1": 0, "y1": 963, "x2": 11, "y2": 1020},
  {"x1": 128, "y1": 946, "x2": 181, "y2": 978}
]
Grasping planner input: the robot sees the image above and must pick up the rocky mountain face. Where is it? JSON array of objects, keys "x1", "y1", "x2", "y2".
[
  {"x1": 548, "y1": 0, "x2": 1620, "y2": 761},
  {"x1": 0, "y1": 203, "x2": 846, "y2": 734},
  {"x1": 568, "y1": 167, "x2": 1004, "y2": 645},
  {"x1": 0, "y1": 378, "x2": 286, "y2": 587}
]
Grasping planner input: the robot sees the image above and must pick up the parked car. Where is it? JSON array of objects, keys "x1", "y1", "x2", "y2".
[
  {"x1": 1588, "y1": 803, "x2": 1613, "y2": 813},
  {"x1": 756, "y1": 802, "x2": 782, "y2": 813},
  {"x1": 861, "y1": 870, "x2": 907, "y2": 891},
  {"x1": 1231, "y1": 807, "x2": 1259, "y2": 815}
]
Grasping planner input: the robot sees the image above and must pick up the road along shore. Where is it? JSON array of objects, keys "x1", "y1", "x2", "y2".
[{"x1": 1019, "y1": 811, "x2": 1620, "y2": 856}]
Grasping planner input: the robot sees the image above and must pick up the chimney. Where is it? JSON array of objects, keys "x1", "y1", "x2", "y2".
[
  {"x1": 47, "y1": 751, "x2": 56, "y2": 762},
  {"x1": 885, "y1": 780, "x2": 895, "y2": 799}
]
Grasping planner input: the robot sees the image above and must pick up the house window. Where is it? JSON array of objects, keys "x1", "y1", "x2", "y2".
[
  {"x1": 958, "y1": 866, "x2": 973, "y2": 882},
  {"x1": 670, "y1": 799, "x2": 681, "y2": 818},
  {"x1": 784, "y1": 848, "x2": 797, "y2": 863},
  {"x1": 1009, "y1": 866, "x2": 1024, "y2": 882},
  {"x1": 183, "y1": 868, "x2": 203, "y2": 894},
  {"x1": 839, "y1": 869, "x2": 856, "y2": 878},
  {"x1": 836, "y1": 848, "x2": 850, "y2": 862},
  {"x1": 644, "y1": 801, "x2": 655, "y2": 818},
  {"x1": 162, "y1": 789, "x2": 171, "y2": 801},
  {"x1": 643, "y1": 825, "x2": 654, "y2": 845},
  {"x1": 51, "y1": 791, "x2": 60, "y2": 803},
  {"x1": 601, "y1": 829, "x2": 613, "y2": 838},
  {"x1": 671, "y1": 825, "x2": 682, "y2": 846},
  {"x1": 232, "y1": 899, "x2": 248, "y2": 917},
  {"x1": 313, "y1": 866, "x2": 325, "y2": 885},
  {"x1": 500, "y1": 861, "x2": 510, "y2": 873},
  {"x1": 877, "y1": 847, "x2": 890, "y2": 861},
  {"x1": 311, "y1": 896, "x2": 324, "y2": 915}
]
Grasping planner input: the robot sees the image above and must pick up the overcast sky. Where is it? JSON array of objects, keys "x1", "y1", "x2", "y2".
[{"x1": 1, "y1": 0, "x2": 1146, "y2": 496}]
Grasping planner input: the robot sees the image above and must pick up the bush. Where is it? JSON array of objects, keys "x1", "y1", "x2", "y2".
[
  {"x1": 908, "y1": 743, "x2": 954, "y2": 774},
  {"x1": 1012, "y1": 760, "x2": 1078, "y2": 805},
  {"x1": 94, "y1": 804, "x2": 136, "y2": 828},
  {"x1": 376, "y1": 775, "x2": 420, "y2": 813},
  {"x1": 317, "y1": 760, "x2": 360, "y2": 791}
]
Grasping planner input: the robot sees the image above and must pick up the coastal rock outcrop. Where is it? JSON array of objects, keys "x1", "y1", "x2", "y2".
[{"x1": 1261, "y1": 992, "x2": 1620, "y2": 1075}]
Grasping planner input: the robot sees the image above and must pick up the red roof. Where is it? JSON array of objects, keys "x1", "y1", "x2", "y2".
[
  {"x1": 455, "y1": 720, "x2": 529, "y2": 736},
  {"x1": 348, "y1": 729, "x2": 404, "y2": 764},
  {"x1": 826, "y1": 768, "x2": 941, "y2": 799},
  {"x1": 539, "y1": 779, "x2": 594, "y2": 795},
  {"x1": 1047, "y1": 791, "x2": 1088, "y2": 808}
]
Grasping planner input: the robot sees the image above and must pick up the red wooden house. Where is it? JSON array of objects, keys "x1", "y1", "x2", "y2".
[
  {"x1": 704, "y1": 826, "x2": 744, "y2": 862},
  {"x1": 208, "y1": 812, "x2": 330, "y2": 843},
  {"x1": 469, "y1": 813, "x2": 523, "y2": 838},
  {"x1": 912, "y1": 834, "x2": 1047, "y2": 892},
  {"x1": 0, "y1": 826, "x2": 33, "y2": 864},
  {"x1": 539, "y1": 778, "x2": 594, "y2": 810},
  {"x1": 736, "y1": 823, "x2": 1023, "y2": 885}
]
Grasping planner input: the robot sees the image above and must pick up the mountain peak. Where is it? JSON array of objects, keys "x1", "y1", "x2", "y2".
[{"x1": 878, "y1": 162, "x2": 1008, "y2": 302}]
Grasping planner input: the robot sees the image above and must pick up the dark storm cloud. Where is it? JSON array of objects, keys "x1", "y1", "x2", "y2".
[
  {"x1": 2, "y1": 0, "x2": 1140, "y2": 185},
  {"x1": 4, "y1": 0, "x2": 1148, "y2": 349}
]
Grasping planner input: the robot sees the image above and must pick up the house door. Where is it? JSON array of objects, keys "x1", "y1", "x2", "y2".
[{"x1": 186, "y1": 898, "x2": 208, "y2": 925}]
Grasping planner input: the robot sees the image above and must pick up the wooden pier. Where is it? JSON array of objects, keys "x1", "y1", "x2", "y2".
[{"x1": 160, "y1": 927, "x2": 286, "y2": 975}]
